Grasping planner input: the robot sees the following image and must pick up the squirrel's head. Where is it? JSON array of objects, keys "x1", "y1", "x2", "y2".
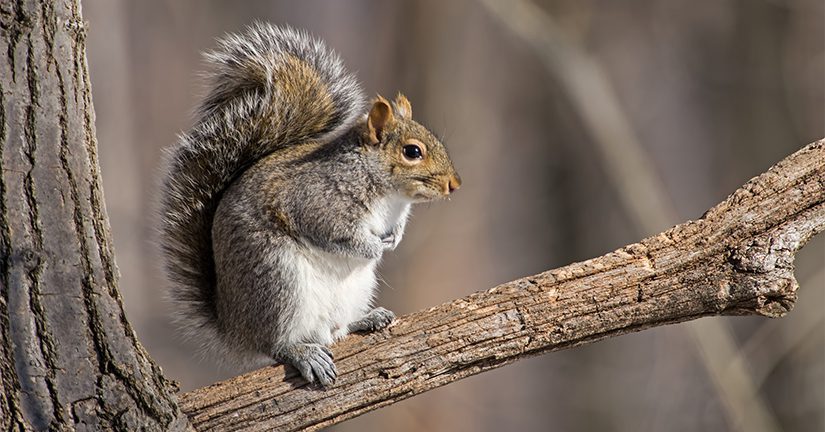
[{"x1": 359, "y1": 94, "x2": 461, "y2": 202}]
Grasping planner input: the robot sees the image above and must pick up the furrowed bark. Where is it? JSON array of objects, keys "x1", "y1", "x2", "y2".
[
  {"x1": 179, "y1": 139, "x2": 825, "y2": 431},
  {"x1": 0, "y1": 1, "x2": 190, "y2": 430}
]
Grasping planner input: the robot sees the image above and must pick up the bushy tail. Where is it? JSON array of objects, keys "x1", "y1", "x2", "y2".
[{"x1": 159, "y1": 23, "x2": 364, "y2": 343}]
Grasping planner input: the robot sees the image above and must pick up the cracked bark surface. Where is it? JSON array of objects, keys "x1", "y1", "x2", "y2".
[
  {"x1": 179, "y1": 140, "x2": 825, "y2": 431},
  {"x1": 0, "y1": 1, "x2": 189, "y2": 430}
]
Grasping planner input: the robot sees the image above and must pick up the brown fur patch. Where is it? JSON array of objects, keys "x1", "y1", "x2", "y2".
[{"x1": 273, "y1": 55, "x2": 336, "y2": 136}]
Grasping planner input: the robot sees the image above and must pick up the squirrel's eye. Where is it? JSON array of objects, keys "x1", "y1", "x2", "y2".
[{"x1": 402, "y1": 144, "x2": 423, "y2": 160}]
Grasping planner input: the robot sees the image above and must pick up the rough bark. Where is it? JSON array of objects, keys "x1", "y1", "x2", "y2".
[
  {"x1": 180, "y1": 139, "x2": 825, "y2": 431},
  {"x1": 0, "y1": 1, "x2": 190, "y2": 430}
]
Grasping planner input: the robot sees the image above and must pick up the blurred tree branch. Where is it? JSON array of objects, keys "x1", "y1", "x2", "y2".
[
  {"x1": 473, "y1": 1, "x2": 786, "y2": 429},
  {"x1": 180, "y1": 140, "x2": 825, "y2": 431}
]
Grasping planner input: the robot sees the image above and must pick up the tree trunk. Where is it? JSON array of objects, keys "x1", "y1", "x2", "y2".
[{"x1": 0, "y1": 1, "x2": 189, "y2": 430}]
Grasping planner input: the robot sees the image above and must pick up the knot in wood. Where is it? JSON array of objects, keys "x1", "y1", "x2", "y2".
[{"x1": 753, "y1": 276, "x2": 798, "y2": 318}]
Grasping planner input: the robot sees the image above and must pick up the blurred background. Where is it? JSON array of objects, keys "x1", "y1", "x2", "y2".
[{"x1": 83, "y1": 0, "x2": 823, "y2": 431}]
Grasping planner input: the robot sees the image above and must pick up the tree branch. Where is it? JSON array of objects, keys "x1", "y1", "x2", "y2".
[{"x1": 179, "y1": 139, "x2": 825, "y2": 432}]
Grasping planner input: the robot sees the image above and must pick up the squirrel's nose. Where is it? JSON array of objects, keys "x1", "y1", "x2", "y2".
[{"x1": 446, "y1": 174, "x2": 462, "y2": 194}]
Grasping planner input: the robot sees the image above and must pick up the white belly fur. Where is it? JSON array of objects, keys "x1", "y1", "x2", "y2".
[{"x1": 285, "y1": 194, "x2": 412, "y2": 346}]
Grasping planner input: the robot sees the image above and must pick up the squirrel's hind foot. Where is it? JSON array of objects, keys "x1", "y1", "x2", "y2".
[
  {"x1": 279, "y1": 343, "x2": 337, "y2": 387},
  {"x1": 348, "y1": 307, "x2": 396, "y2": 333}
]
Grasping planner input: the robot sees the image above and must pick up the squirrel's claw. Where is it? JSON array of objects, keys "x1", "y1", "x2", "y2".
[
  {"x1": 348, "y1": 307, "x2": 396, "y2": 333},
  {"x1": 280, "y1": 343, "x2": 337, "y2": 387}
]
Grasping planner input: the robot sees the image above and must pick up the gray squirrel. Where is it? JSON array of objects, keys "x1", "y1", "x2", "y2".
[{"x1": 159, "y1": 23, "x2": 460, "y2": 387}]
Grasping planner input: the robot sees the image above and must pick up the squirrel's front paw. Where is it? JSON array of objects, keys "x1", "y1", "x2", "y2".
[
  {"x1": 380, "y1": 227, "x2": 403, "y2": 250},
  {"x1": 348, "y1": 307, "x2": 396, "y2": 333},
  {"x1": 279, "y1": 343, "x2": 337, "y2": 387},
  {"x1": 380, "y1": 232, "x2": 396, "y2": 249}
]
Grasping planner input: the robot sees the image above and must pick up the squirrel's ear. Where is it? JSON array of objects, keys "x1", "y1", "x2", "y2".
[
  {"x1": 394, "y1": 93, "x2": 412, "y2": 119},
  {"x1": 368, "y1": 96, "x2": 394, "y2": 145}
]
